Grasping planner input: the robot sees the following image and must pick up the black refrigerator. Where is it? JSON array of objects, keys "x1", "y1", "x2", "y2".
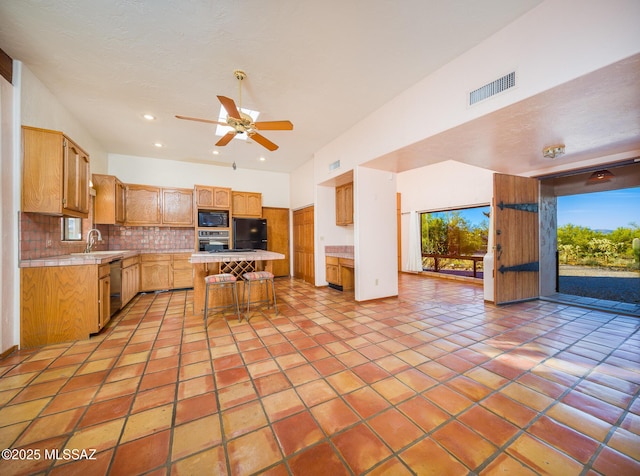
[{"x1": 232, "y1": 218, "x2": 267, "y2": 250}]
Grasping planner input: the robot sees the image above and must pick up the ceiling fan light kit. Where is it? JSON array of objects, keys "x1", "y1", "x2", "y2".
[{"x1": 176, "y1": 70, "x2": 293, "y2": 151}]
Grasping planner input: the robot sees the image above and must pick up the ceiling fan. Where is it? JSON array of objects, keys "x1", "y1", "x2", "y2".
[{"x1": 176, "y1": 70, "x2": 293, "y2": 151}]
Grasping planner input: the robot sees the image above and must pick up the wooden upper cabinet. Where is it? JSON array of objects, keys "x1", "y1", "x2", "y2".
[
  {"x1": 195, "y1": 185, "x2": 231, "y2": 209},
  {"x1": 64, "y1": 138, "x2": 90, "y2": 216},
  {"x1": 125, "y1": 184, "x2": 162, "y2": 225},
  {"x1": 93, "y1": 174, "x2": 126, "y2": 225},
  {"x1": 162, "y1": 188, "x2": 194, "y2": 226},
  {"x1": 126, "y1": 185, "x2": 194, "y2": 227},
  {"x1": 22, "y1": 126, "x2": 90, "y2": 218},
  {"x1": 232, "y1": 191, "x2": 262, "y2": 217},
  {"x1": 336, "y1": 182, "x2": 354, "y2": 226}
]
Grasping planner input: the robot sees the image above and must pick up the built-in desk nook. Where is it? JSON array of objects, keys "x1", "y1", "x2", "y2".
[
  {"x1": 325, "y1": 245, "x2": 355, "y2": 292},
  {"x1": 191, "y1": 250, "x2": 285, "y2": 315}
]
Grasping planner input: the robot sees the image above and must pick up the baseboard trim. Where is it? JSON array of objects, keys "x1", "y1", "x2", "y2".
[{"x1": 0, "y1": 345, "x2": 18, "y2": 360}]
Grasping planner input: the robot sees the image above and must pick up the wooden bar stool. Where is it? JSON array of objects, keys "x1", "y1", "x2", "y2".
[
  {"x1": 204, "y1": 273, "x2": 241, "y2": 325},
  {"x1": 242, "y1": 271, "x2": 277, "y2": 319}
]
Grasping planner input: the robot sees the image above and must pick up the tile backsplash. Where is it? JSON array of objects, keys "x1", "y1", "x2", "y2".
[
  {"x1": 20, "y1": 212, "x2": 194, "y2": 260},
  {"x1": 325, "y1": 245, "x2": 354, "y2": 255},
  {"x1": 106, "y1": 225, "x2": 194, "y2": 252},
  {"x1": 20, "y1": 213, "x2": 87, "y2": 260}
]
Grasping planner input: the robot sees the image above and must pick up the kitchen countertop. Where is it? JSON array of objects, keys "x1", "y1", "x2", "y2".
[
  {"x1": 190, "y1": 250, "x2": 285, "y2": 263},
  {"x1": 325, "y1": 245, "x2": 354, "y2": 260},
  {"x1": 19, "y1": 249, "x2": 194, "y2": 268},
  {"x1": 325, "y1": 252, "x2": 354, "y2": 259}
]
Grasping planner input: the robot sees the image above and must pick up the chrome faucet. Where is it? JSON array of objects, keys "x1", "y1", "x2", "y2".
[{"x1": 85, "y1": 228, "x2": 102, "y2": 253}]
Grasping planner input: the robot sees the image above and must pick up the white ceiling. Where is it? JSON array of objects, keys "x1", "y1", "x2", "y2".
[
  {"x1": 366, "y1": 53, "x2": 640, "y2": 175},
  {"x1": 1, "y1": 0, "x2": 638, "y2": 176}
]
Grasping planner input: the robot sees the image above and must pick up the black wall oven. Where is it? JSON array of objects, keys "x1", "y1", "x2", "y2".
[{"x1": 198, "y1": 230, "x2": 230, "y2": 251}]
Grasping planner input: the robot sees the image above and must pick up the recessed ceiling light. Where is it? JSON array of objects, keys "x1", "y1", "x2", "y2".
[
  {"x1": 212, "y1": 150, "x2": 219, "y2": 155},
  {"x1": 154, "y1": 142, "x2": 164, "y2": 148},
  {"x1": 259, "y1": 156, "x2": 266, "y2": 162},
  {"x1": 143, "y1": 114, "x2": 156, "y2": 120}
]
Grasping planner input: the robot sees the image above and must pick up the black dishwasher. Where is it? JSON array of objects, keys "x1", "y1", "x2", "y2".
[{"x1": 109, "y1": 259, "x2": 122, "y2": 316}]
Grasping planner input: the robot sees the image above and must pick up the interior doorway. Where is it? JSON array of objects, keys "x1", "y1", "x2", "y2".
[
  {"x1": 539, "y1": 161, "x2": 640, "y2": 316},
  {"x1": 556, "y1": 188, "x2": 640, "y2": 309}
]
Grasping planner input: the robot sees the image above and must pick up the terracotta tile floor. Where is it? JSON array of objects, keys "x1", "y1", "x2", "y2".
[{"x1": 1, "y1": 274, "x2": 639, "y2": 475}]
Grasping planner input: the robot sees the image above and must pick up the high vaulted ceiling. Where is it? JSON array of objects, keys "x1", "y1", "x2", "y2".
[{"x1": 1, "y1": 1, "x2": 638, "y2": 176}]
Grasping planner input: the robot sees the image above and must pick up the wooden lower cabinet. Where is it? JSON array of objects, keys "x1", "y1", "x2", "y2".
[
  {"x1": 140, "y1": 253, "x2": 193, "y2": 292},
  {"x1": 325, "y1": 256, "x2": 354, "y2": 291},
  {"x1": 21, "y1": 265, "x2": 106, "y2": 348},
  {"x1": 326, "y1": 256, "x2": 341, "y2": 285},
  {"x1": 97, "y1": 264, "x2": 111, "y2": 332},
  {"x1": 121, "y1": 256, "x2": 140, "y2": 307},
  {"x1": 172, "y1": 253, "x2": 194, "y2": 289},
  {"x1": 140, "y1": 254, "x2": 173, "y2": 291}
]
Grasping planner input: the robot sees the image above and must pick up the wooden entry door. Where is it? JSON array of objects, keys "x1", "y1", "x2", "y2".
[
  {"x1": 293, "y1": 206, "x2": 315, "y2": 284},
  {"x1": 494, "y1": 173, "x2": 539, "y2": 304}
]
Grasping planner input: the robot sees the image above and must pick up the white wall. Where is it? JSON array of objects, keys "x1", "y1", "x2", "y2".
[
  {"x1": 354, "y1": 167, "x2": 398, "y2": 301},
  {"x1": 309, "y1": 1, "x2": 640, "y2": 301},
  {"x1": 0, "y1": 64, "x2": 19, "y2": 354},
  {"x1": 109, "y1": 154, "x2": 290, "y2": 208},
  {"x1": 20, "y1": 66, "x2": 108, "y2": 173},
  {"x1": 398, "y1": 160, "x2": 494, "y2": 213},
  {"x1": 2, "y1": 63, "x2": 110, "y2": 352},
  {"x1": 312, "y1": 0, "x2": 640, "y2": 178},
  {"x1": 397, "y1": 160, "x2": 495, "y2": 272},
  {"x1": 290, "y1": 158, "x2": 314, "y2": 210}
]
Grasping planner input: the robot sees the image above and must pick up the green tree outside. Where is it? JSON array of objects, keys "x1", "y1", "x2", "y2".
[{"x1": 558, "y1": 222, "x2": 640, "y2": 269}]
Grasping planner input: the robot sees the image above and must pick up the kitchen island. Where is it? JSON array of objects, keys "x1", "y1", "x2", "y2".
[{"x1": 191, "y1": 250, "x2": 285, "y2": 316}]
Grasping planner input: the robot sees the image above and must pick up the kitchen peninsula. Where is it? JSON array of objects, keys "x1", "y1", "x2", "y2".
[{"x1": 191, "y1": 250, "x2": 285, "y2": 315}]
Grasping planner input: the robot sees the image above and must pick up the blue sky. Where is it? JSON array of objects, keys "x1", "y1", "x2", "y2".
[
  {"x1": 558, "y1": 187, "x2": 640, "y2": 230},
  {"x1": 425, "y1": 186, "x2": 639, "y2": 232}
]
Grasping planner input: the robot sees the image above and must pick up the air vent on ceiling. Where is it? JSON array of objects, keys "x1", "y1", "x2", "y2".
[{"x1": 469, "y1": 71, "x2": 516, "y2": 106}]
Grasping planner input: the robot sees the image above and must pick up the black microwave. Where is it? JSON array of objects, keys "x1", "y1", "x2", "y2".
[{"x1": 198, "y1": 210, "x2": 229, "y2": 227}]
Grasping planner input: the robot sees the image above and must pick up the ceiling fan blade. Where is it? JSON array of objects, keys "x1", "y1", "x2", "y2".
[
  {"x1": 215, "y1": 131, "x2": 236, "y2": 147},
  {"x1": 217, "y1": 95, "x2": 241, "y2": 119},
  {"x1": 250, "y1": 132, "x2": 279, "y2": 151},
  {"x1": 175, "y1": 115, "x2": 227, "y2": 126},
  {"x1": 254, "y1": 120, "x2": 294, "y2": 131}
]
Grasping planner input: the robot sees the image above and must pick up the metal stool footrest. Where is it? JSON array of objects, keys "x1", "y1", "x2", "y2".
[
  {"x1": 204, "y1": 273, "x2": 241, "y2": 325},
  {"x1": 242, "y1": 271, "x2": 278, "y2": 320}
]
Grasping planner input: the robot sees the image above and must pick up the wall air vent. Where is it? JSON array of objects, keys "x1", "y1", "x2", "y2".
[
  {"x1": 469, "y1": 71, "x2": 516, "y2": 106},
  {"x1": 329, "y1": 160, "x2": 341, "y2": 172}
]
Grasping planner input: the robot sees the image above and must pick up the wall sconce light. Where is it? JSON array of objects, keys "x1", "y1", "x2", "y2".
[
  {"x1": 587, "y1": 169, "x2": 614, "y2": 184},
  {"x1": 542, "y1": 144, "x2": 565, "y2": 159}
]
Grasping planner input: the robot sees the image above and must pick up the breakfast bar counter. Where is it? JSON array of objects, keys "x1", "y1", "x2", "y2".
[
  {"x1": 190, "y1": 250, "x2": 285, "y2": 316},
  {"x1": 190, "y1": 250, "x2": 285, "y2": 264}
]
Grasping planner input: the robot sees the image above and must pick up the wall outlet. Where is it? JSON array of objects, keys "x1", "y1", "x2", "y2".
[{"x1": 375, "y1": 278, "x2": 379, "y2": 286}]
